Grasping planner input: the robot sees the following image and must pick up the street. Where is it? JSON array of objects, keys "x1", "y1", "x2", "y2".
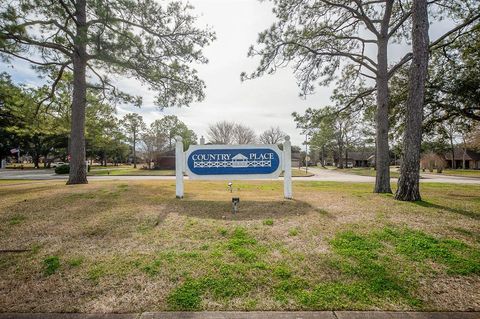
[{"x1": 1, "y1": 167, "x2": 480, "y2": 184}]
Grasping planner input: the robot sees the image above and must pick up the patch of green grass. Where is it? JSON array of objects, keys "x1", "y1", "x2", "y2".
[
  {"x1": 329, "y1": 230, "x2": 420, "y2": 307},
  {"x1": 226, "y1": 228, "x2": 260, "y2": 262},
  {"x1": 263, "y1": 219, "x2": 274, "y2": 226},
  {"x1": 235, "y1": 247, "x2": 257, "y2": 262},
  {"x1": 167, "y1": 274, "x2": 251, "y2": 310},
  {"x1": 274, "y1": 276, "x2": 308, "y2": 303},
  {"x1": 218, "y1": 228, "x2": 228, "y2": 237},
  {"x1": 141, "y1": 259, "x2": 162, "y2": 277},
  {"x1": 273, "y1": 265, "x2": 292, "y2": 279},
  {"x1": 8, "y1": 214, "x2": 26, "y2": 225},
  {"x1": 87, "y1": 264, "x2": 107, "y2": 282},
  {"x1": 227, "y1": 228, "x2": 257, "y2": 250},
  {"x1": 202, "y1": 274, "x2": 251, "y2": 299},
  {"x1": 43, "y1": 256, "x2": 60, "y2": 276},
  {"x1": 167, "y1": 279, "x2": 203, "y2": 310},
  {"x1": 378, "y1": 227, "x2": 480, "y2": 275},
  {"x1": 67, "y1": 257, "x2": 84, "y2": 267},
  {"x1": 297, "y1": 282, "x2": 371, "y2": 309},
  {"x1": 289, "y1": 227, "x2": 299, "y2": 236}
]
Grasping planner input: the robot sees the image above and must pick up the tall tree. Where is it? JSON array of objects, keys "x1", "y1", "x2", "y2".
[
  {"x1": 395, "y1": 0, "x2": 429, "y2": 201},
  {"x1": 294, "y1": 107, "x2": 359, "y2": 169},
  {"x1": 244, "y1": 0, "x2": 480, "y2": 193},
  {"x1": 207, "y1": 121, "x2": 235, "y2": 144},
  {"x1": 0, "y1": 73, "x2": 25, "y2": 162},
  {"x1": 150, "y1": 115, "x2": 197, "y2": 151},
  {"x1": 121, "y1": 113, "x2": 145, "y2": 168},
  {"x1": 140, "y1": 127, "x2": 163, "y2": 169},
  {"x1": 0, "y1": 0, "x2": 215, "y2": 184},
  {"x1": 233, "y1": 124, "x2": 257, "y2": 144},
  {"x1": 259, "y1": 126, "x2": 286, "y2": 145}
]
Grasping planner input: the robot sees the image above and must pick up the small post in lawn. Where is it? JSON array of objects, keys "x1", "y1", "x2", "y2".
[
  {"x1": 283, "y1": 135, "x2": 292, "y2": 199},
  {"x1": 175, "y1": 135, "x2": 184, "y2": 199}
]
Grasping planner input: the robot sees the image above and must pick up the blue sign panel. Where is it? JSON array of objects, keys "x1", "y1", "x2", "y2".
[{"x1": 187, "y1": 147, "x2": 281, "y2": 177}]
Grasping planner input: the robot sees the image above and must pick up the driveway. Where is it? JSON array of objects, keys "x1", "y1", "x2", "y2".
[{"x1": 1, "y1": 167, "x2": 479, "y2": 184}]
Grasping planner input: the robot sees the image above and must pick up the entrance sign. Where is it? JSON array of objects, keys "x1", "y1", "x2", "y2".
[
  {"x1": 175, "y1": 136, "x2": 293, "y2": 199},
  {"x1": 186, "y1": 145, "x2": 282, "y2": 179}
]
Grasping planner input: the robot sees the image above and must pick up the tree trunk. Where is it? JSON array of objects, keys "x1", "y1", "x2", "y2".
[
  {"x1": 374, "y1": 0, "x2": 394, "y2": 193},
  {"x1": 42, "y1": 151, "x2": 49, "y2": 168},
  {"x1": 33, "y1": 152, "x2": 40, "y2": 169},
  {"x1": 374, "y1": 37, "x2": 392, "y2": 193},
  {"x1": 67, "y1": 0, "x2": 88, "y2": 184},
  {"x1": 345, "y1": 147, "x2": 348, "y2": 168},
  {"x1": 395, "y1": 0, "x2": 429, "y2": 201},
  {"x1": 449, "y1": 133, "x2": 455, "y2": 169},
  {"x1": 338, "y1": 144, "x2": 344, "y2": 169},
  {"x1": 321, "y1": 145, "x2": 325, "y2": 167},
  {"x1": 133, "y1": 129, "x2": 137, "y2": 168}
]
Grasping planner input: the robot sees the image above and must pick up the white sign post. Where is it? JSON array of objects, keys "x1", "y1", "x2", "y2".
[
  {"x1": 283, "y1": 136, "x2": 292, "y2": 199},
  {"x1": 175, "y1": 136, "x2": 184, "y2": 199},
  {"x1": 175, "y1": 135, "x2": 293, "y2": 199}
]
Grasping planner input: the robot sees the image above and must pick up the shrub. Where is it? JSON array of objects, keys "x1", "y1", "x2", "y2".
[{"x1": 55, "y1": 164, "x2": 70, "y2": 174}]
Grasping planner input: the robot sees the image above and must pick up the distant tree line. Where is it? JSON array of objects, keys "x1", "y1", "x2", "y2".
[
  {"x1": 206, "y1": 121, "x2": 288, "y2": 146},
  {"x1": 0, "y1": 71, "x2": 199, "y2": 169}
]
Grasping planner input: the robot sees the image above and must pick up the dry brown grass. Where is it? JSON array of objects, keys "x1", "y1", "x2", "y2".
[{"x1": 0, "y1": 180, "x2": 479, "y2": 312}]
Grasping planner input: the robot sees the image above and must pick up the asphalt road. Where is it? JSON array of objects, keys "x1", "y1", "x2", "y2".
[{"x1": 1, "y1": 167, "x2": 480, "y2": 184}]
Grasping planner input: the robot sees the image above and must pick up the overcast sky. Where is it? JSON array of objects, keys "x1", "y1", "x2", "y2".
[
  {"x1": 116, "y1": 0, "x2": 335, "y2": 147},
  {"x1": 1, "y1": 0, "x2": 454, "y2": 147}
]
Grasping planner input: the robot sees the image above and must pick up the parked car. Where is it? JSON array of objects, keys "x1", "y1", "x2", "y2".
[{"x1": 51, "y1": 162, "x2": 66, "y2": 168}]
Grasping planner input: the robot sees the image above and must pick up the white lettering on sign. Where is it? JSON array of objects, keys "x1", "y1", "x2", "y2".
[
  {"x1": 249, "y1": 153, "x2": 274, "y2": 160},
  {"x1": 191, "y1": 153, "x2": 231, "y2": 161}
]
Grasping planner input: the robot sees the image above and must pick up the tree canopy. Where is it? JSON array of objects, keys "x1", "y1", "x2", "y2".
[{"x1": 0, "y1": 0, "x2": 215, "y2": 183}]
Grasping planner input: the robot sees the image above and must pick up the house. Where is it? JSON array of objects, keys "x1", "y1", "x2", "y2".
[
  {"x1": 154, "y1": 149, "x2": 175, "y2": 170},
  {"x1": 444, "y1": 148, "x2": 480, "y2": 169},
  {"x1": 346, "y1": 151, "x2": 375, "y2": 167}
]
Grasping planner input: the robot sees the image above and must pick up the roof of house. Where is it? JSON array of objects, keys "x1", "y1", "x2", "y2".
[{"x1": 444, "y1": 148, "x2": 480, "y2": 161}]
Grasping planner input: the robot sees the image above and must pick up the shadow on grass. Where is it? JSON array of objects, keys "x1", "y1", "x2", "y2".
[
  {"x1": 166, "y1": 199, "x2": 328, "y2": 221},
  {"x1": 413, "y1": 200, "x2": 479, "y2": 220}
]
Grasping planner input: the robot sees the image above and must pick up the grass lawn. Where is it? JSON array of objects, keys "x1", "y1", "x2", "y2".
[
  {"x1": 0, "y1": 180, "x2": 479, "y2": 312},
  {"x1": 88, "y1": 167, "x2": 176, "y2": 176},
  {"x1": 332, "y1": 167, "x2": 401, "y2": 178},
  {"x1": 429, "y1": 169, "x2": 480, "y2": 179}
]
